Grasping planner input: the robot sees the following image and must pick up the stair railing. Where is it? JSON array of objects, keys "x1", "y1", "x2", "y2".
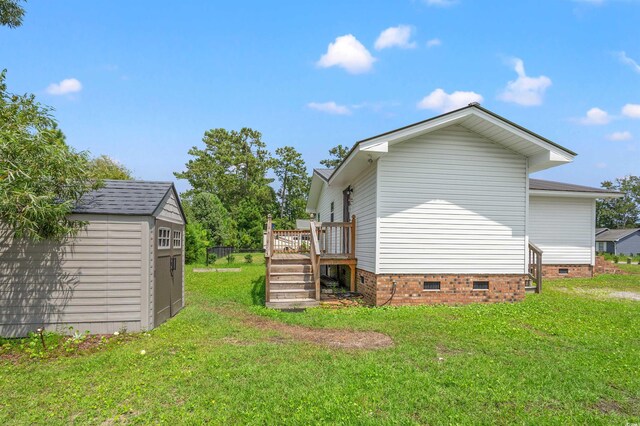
[
  {"x1": 265, "y1": 215, "x2": 273, "y2": 303},
  {"x1": 528, "y1": 242, "x2": 543, "y2": 293},
  {"x1": 309, "y1": 221, "x2": 321, "y2": 301}
]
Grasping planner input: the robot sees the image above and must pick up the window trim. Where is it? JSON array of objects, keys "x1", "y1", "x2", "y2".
[
  {"x1": 158, "y1": 227, "x2": 171, "y2": 250},
  {"x1": 173, "y1": 230, "x2": 182, "y2": 249}
]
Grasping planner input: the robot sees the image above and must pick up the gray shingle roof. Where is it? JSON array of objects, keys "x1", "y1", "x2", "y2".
[
  {"x1": 314, "y1": 168, "x2": 334, "y2": 181},
  {"x1": 315, "y1": 170, "x2": 616, "y2": 196},
  {"x1": 529, "y1": 179, "x2": 618, "y2": 194},
  {"x1": 596, "y1": 228, "x2": 640, "y2": 242},
  {"x1": 73, "y1": 180, "x2": 174, "y2": 215}
]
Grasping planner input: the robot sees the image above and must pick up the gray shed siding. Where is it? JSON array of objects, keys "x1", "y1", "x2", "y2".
[
  {"x1": 615, "y1": 231, "x2": 640, "y2": 255},
  {"x1": 0, "y1": 215, "x2": 151, "y2": 337}
]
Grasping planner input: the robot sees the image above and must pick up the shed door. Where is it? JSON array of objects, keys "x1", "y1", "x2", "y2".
[{"x1": 154, "y1": 220, "x2": 184, "y2": 327}]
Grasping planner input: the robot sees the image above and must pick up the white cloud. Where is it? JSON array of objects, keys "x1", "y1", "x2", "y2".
[
  {"x1": 374, "y1": 25, "x2": 416, "y2": 50},
  {"x1": 622, "y1": 103, "x2": 640, "y2": 118},
  {"x1": 424, "y1": 0, "x2": 458, "y2": 6},
  {"x1": 417, "y1": 88, "x2": 483, "y2": 113},
  {"x1": 606, "y1": 131, "x2": 633, "y2": 141},
  {"x1": 307, "y1": 101, "x2": 351, "y2": 115},
  {"x1": 498, "y1": 58, "x2": 551, "y2": 106},
  {"x1": 45, "y1": 78, "x2": 83, "y2": 95},
  {"x1": 614, "y1": 51, "x2": 640, "y2": 73},
  {"x1": 426, "y1": 38, "x2": 442, "y2": 48},
  {"x1": 317, "y1": 34, "x2": 376, "y2": 74},
  {"x1": 579, "y1": 107, "x2": 612, "y2": 125}
]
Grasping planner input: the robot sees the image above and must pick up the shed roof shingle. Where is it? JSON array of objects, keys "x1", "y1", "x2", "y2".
[{"x1": 73, "y1": 180, "x2": 174, "y2": 216}]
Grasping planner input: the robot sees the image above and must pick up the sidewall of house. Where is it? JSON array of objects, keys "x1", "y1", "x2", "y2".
[
  {"x1": 529, "y1": 196, "x2": 595, "y2": 267},
  {"x1": 376, "y1": 125, "x2": 528, "y2": 275}
]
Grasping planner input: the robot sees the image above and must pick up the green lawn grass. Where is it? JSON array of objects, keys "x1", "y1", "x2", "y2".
[{"x1": 1, "y1": 257, "x2": 639, "y2": 424}]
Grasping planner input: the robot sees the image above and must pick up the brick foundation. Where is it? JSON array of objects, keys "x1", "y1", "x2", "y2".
[
  {"x1": 355, "y1": 269, "x2": 526, "y2": 306},
  {"x1": 541, "y1": 264, "x2": 593, "y2": 279},
  {"x1": 594, "y1": 256, "x2": 627, "y2": 275}
]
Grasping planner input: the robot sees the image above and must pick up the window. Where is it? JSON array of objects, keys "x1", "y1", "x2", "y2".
[
  {"x1": 173, "y1": 230, "x2": 182, "y2": 249},
  {"x1": 558, "y1": 268, "x2": 569, "y2": 275},
  {"x1": 360, "y1": 275, "x2": 365, "y2": 284},
  {"x1": 158, "y1": 228, "x2": 171, "y2": 249},
  {"x1": 330, "y1": 201, "x2": 334, "y2": 222},
  {"x1": 473, "y1": 281, "x2": 489, "y2": 290},
  {"x1": 423, "y1": 281, "x2": 441, "y2": 291},
  {"x1": 596, "y1": 242, "x2": 606, "y2": 252}
]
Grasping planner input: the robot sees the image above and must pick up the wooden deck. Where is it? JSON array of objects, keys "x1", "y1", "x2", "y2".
[{"x1": 265, "y1": 216, "x2": 357, "y2": 309}]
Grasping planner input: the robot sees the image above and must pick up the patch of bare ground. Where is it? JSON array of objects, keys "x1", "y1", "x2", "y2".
[
  {"x1": 609, "y1": 291, "x2": 640, "y2": 301},
  {"x1": 593, "y1": 397, "x2": 640, "y2": 416},
  {"x1": 215, "y1": 306, "x2": 393, "y2": 350}
]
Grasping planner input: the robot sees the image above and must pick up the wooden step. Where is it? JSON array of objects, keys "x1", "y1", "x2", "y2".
[
  {"x1": 270, "y1": 281, "x2": 315, "y2": 291},
  {"x1": 270, "y1": 289, "x2": 316, "y2": 300},
  {"x1": 266, "y1": 298, "x2": 319, "y2": 310},
  {"x1": 271, "y1": 257, "x2": 312, "y2": 266},
  {"x1": 525, "y1": 286, "x2": 538, "y2": 293},
  {"x1": 270, "y1": 264, "x2": 312, "y2": 273},
  {"x1": 270, "y1": 272, "x2": 313, "y2": 282}
]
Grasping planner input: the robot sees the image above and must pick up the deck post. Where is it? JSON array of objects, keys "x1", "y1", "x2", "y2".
[{"x1": 351, "y1": 214, "x2": 356, "y2": 258}]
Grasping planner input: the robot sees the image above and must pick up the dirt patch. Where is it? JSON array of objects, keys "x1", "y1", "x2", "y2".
[
  {"x1": 594, "y1": 399, "x2": 624, "y2": 414},
  {"x1": 609, "y1": 291, "x2": 640, "y2": 301},
  {"x1": 216, "y1": 306, "x2": 393, "y2": 350}
]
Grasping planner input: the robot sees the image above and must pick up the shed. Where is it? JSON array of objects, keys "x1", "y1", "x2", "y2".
[{"x1": 0, "y1": 180, "x2": 186, "y2": 337}]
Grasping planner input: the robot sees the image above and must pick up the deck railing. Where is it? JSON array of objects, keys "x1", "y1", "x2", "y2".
[
  {"x1": 528, "y1": 242, "x2": 543, "y2": 293},
  {"x1": 309, "y1": 221, "x2": 321, "y2": 301},
  {"x1": 265, "y1": 215, "x2": 273, "y2": 303},
  {"x1": 317, "y1": 215, "x2": 356, "y2": 258},
  {"x1": 272, "y1": 229, "x2": 311, "y2": 253}
]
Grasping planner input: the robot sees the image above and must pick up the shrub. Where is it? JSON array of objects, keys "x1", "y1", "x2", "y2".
[
  {"x1": 244, "y1": 254, "x2": 253, "y2": 264},
  {"x1": 613, "y1": 255, "x2": 619, "y2": 263},
  {"x1": 226, "y1": 253, "x2": 236, "y2": 264}
]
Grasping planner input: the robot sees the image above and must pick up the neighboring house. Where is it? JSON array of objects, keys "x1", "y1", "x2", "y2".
[
  {"x1": 0, "y1": 180, "x2": 186, "y2": 337},
  {"x1": 295, "y1": 103, "x2": 620, "y2": 307},
  {"x1": 595, "y1": 228, "x2": 640, "y2": 255}
]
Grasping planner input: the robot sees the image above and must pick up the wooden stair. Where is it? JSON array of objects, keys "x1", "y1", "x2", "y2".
[{"x1": 266, "y1": 255, "x2": 319, "y2": 309}]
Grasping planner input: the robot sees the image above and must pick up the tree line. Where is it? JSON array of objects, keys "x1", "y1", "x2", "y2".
[{"x1": 1, "y1": 0, "x2": 638, "y2": 258}]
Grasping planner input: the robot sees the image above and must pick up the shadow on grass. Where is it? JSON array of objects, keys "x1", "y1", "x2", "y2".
[{"x1": 251, "y1": 275, "x2": 266, "y2": 306}]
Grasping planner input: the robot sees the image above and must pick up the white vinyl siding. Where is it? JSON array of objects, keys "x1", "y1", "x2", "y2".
[
  {"x1": 529, "y1": 196, "x2": 595, "y2": 265},
  {"x1": 0, "y1": 215, "x2": 148, "y2": 337},
  {"x1": 155, "y1": 191, "x2": 184, "y2": 225},
  {"x1": 350, "y1": 163, "x2": 377, "y2": 272},
  {"x1": 377, "y1": 125, "x2": 527, "y2": 274},
  {"x1": 316, "y1": 183, "x2": 343, "y2": 225},
  {"x1": 313, "y1": 165, "x2": 378, "y2": 272}
]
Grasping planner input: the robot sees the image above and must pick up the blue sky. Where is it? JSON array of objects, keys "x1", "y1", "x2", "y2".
[{"x1": 2, "y1": 0, "x2": 639, "y2": 192}]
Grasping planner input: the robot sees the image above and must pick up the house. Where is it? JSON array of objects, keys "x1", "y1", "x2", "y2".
[
  {"x1": 595, "y1": 228, "x2": 640, "y2": 255},
  {"x1": 0, "y1": 180, "x2": 186, "y2": 337},
  {"x1": 264, "y1": 103, "x2": 620, "y2": 308}
]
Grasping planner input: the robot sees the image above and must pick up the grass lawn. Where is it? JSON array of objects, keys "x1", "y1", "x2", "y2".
[{"x1": 1, "y1": 257, "x2": 639, "y2": 424}]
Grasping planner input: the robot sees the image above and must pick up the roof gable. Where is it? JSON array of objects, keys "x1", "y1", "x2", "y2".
[
  {"x1": 73, "y1": 180, "x2": 186, "y2": 221},
  {"x1": 596, "y1": 228, "x2": 640, "y2": 242}
]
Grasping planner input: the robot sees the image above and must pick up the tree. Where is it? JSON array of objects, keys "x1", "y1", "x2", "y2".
[
  {"x1": 183, "y1": 192, "x2": 235, "y2": 246},
  {"x1": 175, "y1": 127, "x2": 276, "y2": 247},
  {"x1": 0, "y1": 0, "x2": 25, "y2": 28},
  {"x1": 319, "y1": 144, "x2": 350, "y2": 169},
  {"x1": 184, "y1": 221, "x2": 209, "y2": 264},
  {"x1": 597, "y1": 176, "x2": 640, "y2": 228},
  {"x1": 88, "y1": 155, "x2": 134, "y2": 180},
  {"x1": 273, "y1": 146, "x2": 310, "y2": 226},
  {"x1": 0, "y1": 70, "x2": 98, "y2": 241}
]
